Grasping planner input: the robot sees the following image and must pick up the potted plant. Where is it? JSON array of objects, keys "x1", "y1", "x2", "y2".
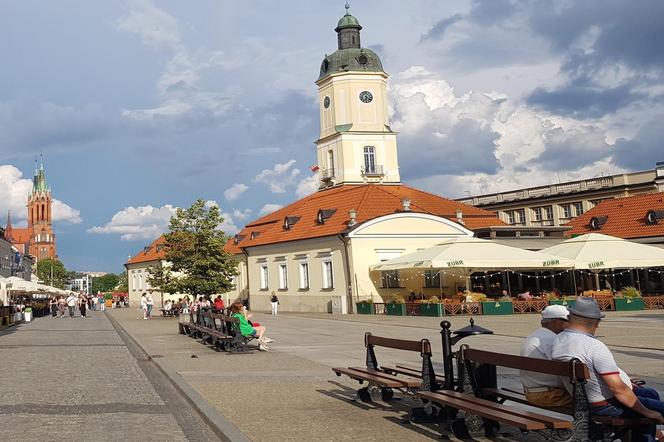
[
  {"x1": 356, "y1": 299, "x2": 373, "y2": 315},
  {"x1": 614, "y1": 286, "x2": 644, "y2": 311},
  {"x1": 104, "y1": 293, "x2": 113, "y2": 308},
  {"x1": 385, "y1": 294, "x2": 406, "y2": 316},
  {"x1": 417, "y1": 296, "x2": 442, "y2": 317},
  {"x1": 549, "y1": 296, "x2": 576, "y2": 307}
]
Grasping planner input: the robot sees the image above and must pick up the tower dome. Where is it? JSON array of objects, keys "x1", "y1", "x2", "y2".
[{"x1": 319, "y1": 3, "x2": 385, "y2": 80}]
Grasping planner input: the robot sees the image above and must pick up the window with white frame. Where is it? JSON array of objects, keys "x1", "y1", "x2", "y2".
[
  {"x1": 516, "y1": 209, "x2": 525, "y2": 224},
  {"x1": 260, "y1": 264, "x2": 269, "y2": 290},
  {"x1": 298, "y1": 262, "x2": 309, "y2": 289},
  {"x1": 572, "y1": 202, "x2": 584, "y2": 216},
  {"x1": 363, "y1": 146, "x2": 376, "y2": 174},
  {"x1": 278, "y1": 263, "x2": 288, "y2": 290},
  {"x1": 532, "y1": 207, "x2": 543, "y2": 221},
  {"x1": 505, "y1": 210, "x2": 515, "y2": 225},
  {"x1": 544, "y1": 205, "x2": 553, "y2": 220},
  {"x1": 561, "y1": 204, "x2": 572, "y2": 218},
  {"x1": 322, "y1": 260, "x2": 334, "y2": 289},
  {"x1": 132, "y1": 273, "x2": 137, "y2": 291}
]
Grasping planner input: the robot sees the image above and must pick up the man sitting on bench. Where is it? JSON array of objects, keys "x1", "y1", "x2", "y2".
[
  {"x1": 552, "y1": 297, "x2": 664, "y2": 439},
  {"x1": 520, "y1": 305, "x2": 572, "y2": 408}
]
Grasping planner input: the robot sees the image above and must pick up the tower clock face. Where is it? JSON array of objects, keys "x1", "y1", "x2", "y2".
[
  {"x1": 359, "y1": 91, "x2": 373, "y2": 103},
  {"x1": 323, "y1": 96, "x2": 331, "y2": 109}
]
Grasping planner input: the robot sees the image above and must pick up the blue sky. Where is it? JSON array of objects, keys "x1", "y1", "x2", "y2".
[{"x1": 1, "y1": 0, "x2": 663, "y2": 272}]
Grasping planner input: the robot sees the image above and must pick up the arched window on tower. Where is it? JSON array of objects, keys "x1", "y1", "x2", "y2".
[{"x1": 327, "y1": 149, "x2": 335, "y2": 177}]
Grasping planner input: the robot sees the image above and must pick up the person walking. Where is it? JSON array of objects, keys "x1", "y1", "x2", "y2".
[
  {"x1": 49, "y1": 296, "x2": 58, "y2": 318},
  {"x1": 66, "y1": 293, "x2": 77, "y2": 318},
  {"x1": 57, "y1": 296, "x2": 66, "y2": 318},
  {"x1": 270, "y1": 292, "x2": 279, "y2": 316},
  {"x1": 145, "y1": 293, "x2": 154, "y2": 319},
  {"x1": 98, "y1": 293, "x2": 105, "y2": 312},
  {"x1": 79, "y1": 294, "x2": 87, "y2": 318}
]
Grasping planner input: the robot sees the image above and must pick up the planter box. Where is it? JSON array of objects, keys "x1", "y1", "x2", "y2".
[
  {"x1": 549, "y1": 299, "x2": 576, "y2": 308},
  {"x1": 614, "y1": 297, "x2": 644, "y2": 311},
  {"x1": 417, "y1": 303, "x2": 442, "y2": 317},
  {"x1": 385, "y1": 303, "x2": 406, "y2": 316},
  {"x1": 481, "y1": 301, "x2": 513, "y2": 315},
  {"x1": 105, "y1": 299, "x2": 113, "y2": 307},
  {"x1": 356, "y1": 303, "x2": 373, "y2": 315}
]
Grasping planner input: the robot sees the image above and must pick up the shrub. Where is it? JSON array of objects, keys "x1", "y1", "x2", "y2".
[
  {"x1": 621, "y1": 286, "x2": 641, "y2": 298},
  {"x1": 428, "y1": 296, "x2": 441, "y2": 304},
  {"x1": 358, "y1": 299, "x2": 373, "y2": 305},
  {"x1": 390, "y1": 294, "x2": 406, "y2": 304},
  {"x1": 103, "y1": 293, "x2": 113, "y2": 300}
]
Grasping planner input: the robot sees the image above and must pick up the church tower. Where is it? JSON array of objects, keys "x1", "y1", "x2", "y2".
[
  {"x1": 27, "y1": 157, "x2": 56, "y2": 261},
  {"x1": 315, "y1": 3, "x2": 400, "y2": 189}
]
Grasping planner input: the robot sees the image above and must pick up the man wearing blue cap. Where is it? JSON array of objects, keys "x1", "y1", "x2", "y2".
[{"x1": 551, "y1": 297, "x2": 664, "y2": 440}]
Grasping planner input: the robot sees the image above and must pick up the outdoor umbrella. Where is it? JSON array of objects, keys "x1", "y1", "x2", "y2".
[
  {"x1": 370, "y1": 236, "x2": 573, "y2": 272},
  {"x1": 540, "y1": 233, "x2": 664, "y2": 270}
]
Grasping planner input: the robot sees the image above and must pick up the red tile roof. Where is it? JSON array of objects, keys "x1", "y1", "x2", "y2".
[
  {"x1": 126, "y1": 236, "x2": 167, "y2": 265},
  {"x1": 566, "y1": 192, "x2": 664, "y2": 239},
  {"x1": 225, "y1": 184, "x2": 503, "y2": 254},
  {"x1": 9, "y1": 228, "x2": 31, "y2": 245}
]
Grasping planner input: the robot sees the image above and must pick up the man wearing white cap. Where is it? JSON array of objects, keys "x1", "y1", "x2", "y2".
[{"x1": 519, "y1": 305, "x2": 571, "y2": 407}]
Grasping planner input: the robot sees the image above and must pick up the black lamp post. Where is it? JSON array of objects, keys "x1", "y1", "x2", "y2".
[{"x1": 440, "y1": 318, "x2": 493, "y2": 390}]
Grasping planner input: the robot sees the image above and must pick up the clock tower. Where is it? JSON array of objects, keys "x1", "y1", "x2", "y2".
[{"x1": 315, "y1": 4, "x2": 400, "y2": 189}]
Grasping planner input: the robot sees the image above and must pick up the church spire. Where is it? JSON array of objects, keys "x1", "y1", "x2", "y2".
[
  {"x1": 32, "y1": 155, "x2": 50, "y2": 194},
  {"x1": 4, "y1": 209, "x2": 13, "y2": 242},
  {"x1": 335, "y1": 2, "x2": 362, "y2": 49}
]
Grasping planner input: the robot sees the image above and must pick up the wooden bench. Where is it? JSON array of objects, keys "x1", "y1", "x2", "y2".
[
  {"x1": 178, "y1": 310, "x2": 256, "y2": 354},
  {"x1": 416, "y1": 347, "x2": 657, "y2": 441},
  {"x1": 333, "y1": 332, "x2": 438, "y2": 403}
]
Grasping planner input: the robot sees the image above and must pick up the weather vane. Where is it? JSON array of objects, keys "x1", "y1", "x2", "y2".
[{"x1": 345, "y1": 1, "x2": 350, "y2": 14}]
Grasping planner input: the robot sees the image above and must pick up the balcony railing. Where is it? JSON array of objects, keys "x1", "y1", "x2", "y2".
[{"x1": 361, "y1": 164, "x2": 385, "y2": 177}]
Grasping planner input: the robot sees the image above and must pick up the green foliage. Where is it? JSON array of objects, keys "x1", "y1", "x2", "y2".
[
  {"x1": 164, "y1": 199, "x2": 239, "y2": 297},
  {"x1": 35, "y1": 258, "x2": 69, "y2": 289},
  {"x1": 428, "y1": 296, "x2": 440, "y2": 304},
  {"x1": 104, "y1": 293, "x2": 113, "y2": 300},
  {"x1": 117, "y1": 271, "x2": 128, "y2": 292},
  {"x1": 358, "y1": 299, "x2": 373, "y2": 305},
  {"x1": 621, "y1": 286, "x2": 641, "y2": 298},
  {"x1": 90, "y1": 273, "x2": 120, "y2": 294},
  {"x1": 388, "y1": 294, "x2": 405, "y2": 304}
]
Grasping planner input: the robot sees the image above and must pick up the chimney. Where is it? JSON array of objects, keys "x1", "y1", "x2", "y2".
[
  {"x1": 656, "y1": 161, "x2": 664, "y2": 192},
  {"x1": 348, "y1": 209, "x2": 357, "y2": 227},
  {"x1": 401, "y1": 198, "x2": 411, "y2": 211},
  {"x1": 455, "y1": 209, "x2": 464, "y2": 225}
]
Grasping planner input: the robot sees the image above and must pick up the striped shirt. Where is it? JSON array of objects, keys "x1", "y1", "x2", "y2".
[{"x1": 551, "y1": 329, "x2": 630, "y2": 403}]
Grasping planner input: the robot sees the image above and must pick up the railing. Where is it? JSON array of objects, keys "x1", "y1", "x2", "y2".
[{"x1": 361, "y1": 164, "x2": 385, "y2": 177}]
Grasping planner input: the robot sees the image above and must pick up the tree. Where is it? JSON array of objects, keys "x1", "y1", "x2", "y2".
[
  {"x1": 146, "y1": 264, "x2": 178, "y2": 307},
  {"x1": 36, "y1": 258, "x2": 69, "y2": 289},
  {"x1": 90, "y1": 273, "x2": 120, "y2": 294},
  {"x1": 117, "y1": 271, "x2": 129, "y2": 292},
  {"x1": 164, "y1": 199, "x2": 238, "y2": 297}
]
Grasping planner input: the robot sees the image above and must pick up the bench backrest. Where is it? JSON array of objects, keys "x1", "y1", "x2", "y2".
[
  {"x1": 365, "y1": 332, "x2": 432, "y2": 355},
  {"x1": 461, "y1": 348, "x2": 590, "y2": 380}
]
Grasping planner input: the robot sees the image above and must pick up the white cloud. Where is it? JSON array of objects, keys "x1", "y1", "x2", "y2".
[
  {"x1": 88, "y1": 204, "x2": 177, "y2": 241},
  {"x1": 255, "y1": 159, "x2": 300, "y2": 194},
  {"x1": 258, "y1": 203, "x2": 283, "y2": 217},
  {"x1": 0, "y1": 165, "x2": 81, "y2": 225},
  {"x1": 295, "y1": 174, "x2": 318, "y2": 199},
  {"x1": 223, "y1": 183, "x2": 248, "y2": 201},
  {"x1": 232, "y1": 208, "x2": 252, "y2": 221}
]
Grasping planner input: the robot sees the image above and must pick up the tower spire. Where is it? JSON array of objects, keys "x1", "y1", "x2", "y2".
[{"x1": 5, "y1": 210, "x2": 14, "y2": 242}]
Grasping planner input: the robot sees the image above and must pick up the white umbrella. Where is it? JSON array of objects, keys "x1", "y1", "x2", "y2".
[
  {"x1": 0, "y1": 277, "x2": 8, "y2": 305},
  {"x1": 371, "y1": 237, "x2": 573, "y2": 272},
  {"x1": 541, "y1": 233, "x2": 664, "y2": 270}
]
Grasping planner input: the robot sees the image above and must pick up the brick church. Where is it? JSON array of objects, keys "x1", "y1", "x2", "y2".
[{"x1": 4, "y1": 158, "x2": 57, "y2": 262}]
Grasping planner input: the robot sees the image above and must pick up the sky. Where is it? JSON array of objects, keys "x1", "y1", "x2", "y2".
[{"x1": 1, "y1": 0, "x2": 663, "y2": 272}]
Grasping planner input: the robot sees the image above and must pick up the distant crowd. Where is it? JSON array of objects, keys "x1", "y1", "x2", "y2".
[{"x1": 48, "y1": 293, "x2": 107, "y2": 318}]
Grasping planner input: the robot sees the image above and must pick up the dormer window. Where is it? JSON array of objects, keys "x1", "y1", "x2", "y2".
[
  {"x1": 155, "y1": 244, "x2": 163, "y2": 253},
  {"x1": 250, "y1": 231, "x2": 261, "y2": 240},
  {"x1": 589, "y1": 216, "x2": 608, "y2": 230},
  {"x1": 646, "y1": 210, "x2": 664, "y2": 225},
  {"x1": 283, "y1": 216, "x2": 301, "y2": 230},
  {"x1": 143, "y1": 246, "x2": 152, "y2": 254},
  {"x1": 317, "y1": 209, "x2": 337, "y2": 224},
  {"x1": 234, "y1": 234, "x2": 246, "y2": 244}
]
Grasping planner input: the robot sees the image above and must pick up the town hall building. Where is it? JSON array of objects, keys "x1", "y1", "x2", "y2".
[{"x1": 126, "y1": 7, "x2": 505, "y2": 312}]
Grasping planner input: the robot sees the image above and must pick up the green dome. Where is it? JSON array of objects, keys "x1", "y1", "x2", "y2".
[
  {"x1": 319, "y1": 48, "x2": 384, "y2": 80},
  {"x1": 336, "y1": 13, "x2": 361, "y2": 31}
]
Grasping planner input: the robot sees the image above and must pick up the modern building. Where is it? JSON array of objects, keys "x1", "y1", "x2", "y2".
[
  {"x1": 4, "y1": 157, "x2": 58, "y2": 262},
  {"x1": 457, "y1": 162, "x2": 664, "y2": 228}
]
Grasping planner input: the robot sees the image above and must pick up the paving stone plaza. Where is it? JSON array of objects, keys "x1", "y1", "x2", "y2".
[{"x1": 1, "y1": 308, "x2": 663, "y2": 441}]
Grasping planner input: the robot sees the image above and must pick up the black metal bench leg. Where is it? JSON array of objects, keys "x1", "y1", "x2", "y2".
[{"x1": 356, "y1": 387, "x2": 371, "y2": 403}]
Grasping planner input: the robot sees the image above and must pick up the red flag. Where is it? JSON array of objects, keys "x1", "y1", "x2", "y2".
[{"x1": 309, "y1": 165, "x2": 320, "y2": 172}]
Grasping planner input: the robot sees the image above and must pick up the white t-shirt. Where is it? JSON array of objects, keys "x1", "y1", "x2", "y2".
[
  {"x1": 146, "y1": 295, "x2": 154, "y2": 306},
  {"x1": 66, "y1": 296, "x2": 77, "y2": 307},
  {"x1": 519, "y1": 327, "x2": 565, "y2": 389},
  {"x1": 551, "y1": 329, "x2": 631, "y2": 403}
]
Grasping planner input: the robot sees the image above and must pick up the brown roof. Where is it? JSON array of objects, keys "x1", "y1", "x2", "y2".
[
  {"x1": 126, "y1": 236, "x2": 166, "y2": 265},
  {"x1": 566, "y1": 192, "x2": 664, "y2": 239},
  {"x1": 9, "y1": 228, "x2": 31, "y2": 245},
  {"x1": 226, "y1": 184, "x2": 503, "y2": 254}
]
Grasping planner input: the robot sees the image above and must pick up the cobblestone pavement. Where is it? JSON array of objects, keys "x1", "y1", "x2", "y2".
[
  {"x1": 0, "y1": 309, "x2": 223, "y2": 441},
  {"x1": 109, "y1": 309, "x2": 664, "y2": 441}
]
